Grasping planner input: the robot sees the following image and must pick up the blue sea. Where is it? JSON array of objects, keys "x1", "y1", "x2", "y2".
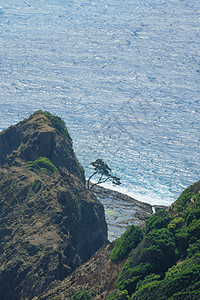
[{"x1": 0, "y1": 0, "x2": 199, "y2": 206}]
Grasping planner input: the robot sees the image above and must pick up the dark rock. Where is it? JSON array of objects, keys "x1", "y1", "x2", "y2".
[{"x1": 91, "y1": 185, "x2": 153, "y2": 241}]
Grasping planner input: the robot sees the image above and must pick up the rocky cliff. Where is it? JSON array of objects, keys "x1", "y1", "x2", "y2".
[{"x1": 0, "y1": 111, "x2": 108, "y2": 300}]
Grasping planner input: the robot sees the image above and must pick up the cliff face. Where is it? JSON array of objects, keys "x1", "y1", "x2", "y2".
[{"x1": 0, "y1": 111, "x2": 108, "y2": 300}]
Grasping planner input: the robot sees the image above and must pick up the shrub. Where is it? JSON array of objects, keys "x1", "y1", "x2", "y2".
[
  {"x1": 131, "y1": 254, "x2": 200, "y2": 299},
  {"x1": 43, "y1": 111, "x2": 71, "y2": 140},
  {"x1": 144, "y1": 228, "x2": 176, "y2": 272},
  {"x1": 107, "y1": 290, "x2": 131, "y2": 300},
  {"x1": 110, "y1": 225, "x2": 143, "y2": 262},
  {"x1": 187, "y1": 219, "x2": 200, "y2": 242},
  {"x1": 112, "y1": 183, "x2": 200, "y2": 299},
  {"x1": 173, "y1": 188, "x2": 196, "y2": 214},
  {"x1": 116, "y1": 263, "x2": 153, "y2": 295},
  {"x1": 145, "y1": 210, "x2": 170, "y2": 233},
  {"x1": 118, "y1": 290, "x2": 131, "y2": 299},
  {"x1": 174, "y1": 226, "x2": 189, "y2": 257},
  {"x1": 116, "y1": 228, "x2": 176, "y2": 295},
  {"x1": 168, "y1": 217, "x2": 185, "y2": 232},
  {"x1": 186, "y1": 207, "x2": 200, "y2": 225},
  {"x1": 28, "y1": 157, "x2": 59, "y2": 175},
  {"x1": 32, "y1": 180, "x2": 42, "y2": 193},
  {"x1": 70, "y1": 290, "x2": 93, "y2": 300},
  {"x1": 106, "y1": 289, "x2": 121, "y2": 300},
  {"x1": 187, "y1": 240, "x2": 200, "y2": 258}
]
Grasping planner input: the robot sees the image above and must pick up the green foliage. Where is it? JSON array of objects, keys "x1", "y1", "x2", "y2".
[
  {"x1": 116, "y1": 262, "x2": 153, "y2": 295},
  {"x1": 91, "y1": 159, "x2": 111, "y2": 175},
  {"x1": 168, "y1": 217, "x2": 185, "y2": 232},
  {"x1": 145, "y1": 210, "x2": 170, "y2": 233},
  {"x1": 110, "y1": 225, "x2": 143, "y2": 262},
  {"x1": 135, "y1": 273, "x2": 161, "y2": 291},
  {"x1": 32, "y1": 180, "x2": 42, "y2": 193},
  {"x1": 187, "y1": 219, "x2": 200, "y2": 242},
  {"x1": 88, "y1": 159, "x2": 121, "y2": 190},
  {"x1": 186, "y1": 207, "x2": 200, "y2": 225},
  {"x1": 174, "y1": 198, "x2": 200, "y2": 257},
  {"x1": 43, "y1": 111, "x2": 72, "y2": 140},
  {"x1": 174, "y1": 226, "x2": 189, "y2": 256},
  {"x1": 168, "y1": 290, "x2": 200, "y2": 300},
  {"x1": 28, "y1": 157, "x2": 59, "y2": 175},
  {"x1": 70, "y1": 290, "x2": 93, "y2": 300},
  {"x1": 116, "y1": 228, "x2": 176, "y2": 295},
  {"x1": 111, "y1": 182, "x2": 200, "y2": 299},
  {"x1": 173, "y1": 188, "x2": 197, "y2": 213},
  {"x1": 142, "y1": 228, "x2": 176, "y2": 271},
  {"x1": 107, "y1": 290, "x2": 131, "y2": 300},
  {"x1": 106, "y1": 289, "x2": 121, "y2": 300},
  {"x1": 187, "y1": 240, "x2": 200, "y2": 258},
  {"x1": 131, "y1": 254, "x2": 200, "y2": 300}
]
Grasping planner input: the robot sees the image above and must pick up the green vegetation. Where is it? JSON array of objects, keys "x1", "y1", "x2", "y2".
[
  {"x1": 116, "y1": 228, "x2": 176, "y2": 294},
  {"x1": 32, "y1": 180, "x2": 42, "y2": 193},
  {"x1": 70, "y1": 290, "x2": 93, "y2": 300},
  {"x1": 43, "y1": 111, "x2": 72, "y2": 140},
  {"x1": 28, "y1": 157, "x2": 59, "y2": 175},
  {"x1": 131, "y1": 254, "x2": 200, "y2": 299},
  {"x1": 110, "y1": 225, "x2": 143, "y2": 262},
  {"x1": 145, "y1": 209, "x2": 170, "y2": 233},
  {"x1": 88, "y1": 159, "x2": 121, "y2": 190},
  {"x1": 106, "y1": 182, "x2": 200, "y2": 299},
  {"x1": 173, "y1": 187, "x2": 200, "y2": 214},
  {"x1": 168, "y1": 217, "x2": 185, "y2": 232},
  {"x1": 107, "y1": 289, "x2": 130, "y2": 300}
]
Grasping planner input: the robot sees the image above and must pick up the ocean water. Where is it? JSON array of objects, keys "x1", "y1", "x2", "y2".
[{"x1": 0, "y1": 0, "x2": 199, "y2": 205}]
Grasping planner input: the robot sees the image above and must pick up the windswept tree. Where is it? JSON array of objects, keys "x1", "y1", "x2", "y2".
[{"x1": 87, "y1": 159, "x2": 121, "y2": 190}]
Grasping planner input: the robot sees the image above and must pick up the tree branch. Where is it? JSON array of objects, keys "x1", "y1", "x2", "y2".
[
  {"x1": 87, "y1": 171, "x2": 98, "y2": 189},
  {"x1": 89, "y1": 176, "x2": 111, "y2": 190}
]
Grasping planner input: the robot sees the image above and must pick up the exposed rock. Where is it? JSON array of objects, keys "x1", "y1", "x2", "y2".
[
  {"x1": 0, "y1": 111, "x2": 108, "y2": 300},
  {"x1": 91, "y1": 185, "x2": 153, "y2": 241}
]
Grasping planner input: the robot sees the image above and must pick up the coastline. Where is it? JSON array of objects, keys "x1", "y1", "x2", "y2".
[{"x1": 90, "y1": 183, "x2": 166, "y2": 241}]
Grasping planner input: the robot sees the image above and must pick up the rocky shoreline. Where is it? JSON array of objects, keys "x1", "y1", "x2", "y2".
[{"x1": 91, "y1": 185, "x2": 166, "y2": 241}]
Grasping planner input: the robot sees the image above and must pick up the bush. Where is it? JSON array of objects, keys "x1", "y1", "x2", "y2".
[
  {"x1": 173, "y1": 188, "x2": 196, "y2": 214},
  {"x1": 116, "y1": 228, "x2": 176, "y2": 295},
  {"x1": 110, "y1": 225, "x2": 143, "y2": 262},
  {"x1": 132, "y1": 254, "x2": 200, "y2": 299},
  {"x1": 106, "y1": 289, "x2": 121, "y2": 300},
  {"x1": 187, "y1": 219, "x2": 200, "y2": 242},
  {"x1": 116, "y1": 263, "x2": 153, "y2": 295},
  {"x1": 145, "y1": 210, "x2": 170, "y2": 233},
  {"x1": 118, "y1": 290, "x2": 131, "y2": 299},
  {"x1": 70, "y1": 290, "x2": 93, "y2": 300},
  {"x1": 28, "y1": 157, "x2": 59, "y2": 175},
  {"x1": 174, "y1": 226, "x2": 189, "y2": 257},
  {"x1": 168, "y1": 217, "x2": 185, "y2": 232},
  {"x1": 186, "y1": 207, "x2": 200, "y2": 225},
  {"x1": 187, "y1": 240, "x2": 200, "y2": 258},
  {"x1": 143, "y1": 228, "x2": 177, "y2": 272},
  {"x1": 32, "y1": 180, "x2": 42, "y2": 193},
  {"x1": 112, "y1": 182, "x2": 200, "y2": 299},
  {"x1": 43, "y1": 111, "x2": 71, "y2": 140}
]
